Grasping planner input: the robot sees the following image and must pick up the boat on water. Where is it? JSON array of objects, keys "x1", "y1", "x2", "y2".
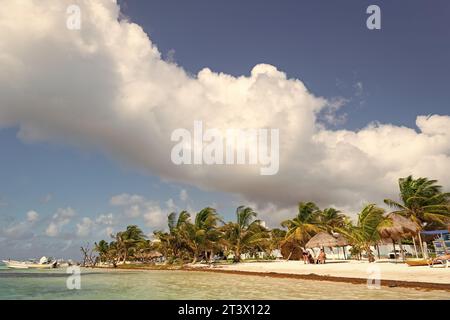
[{"x1": 2, "y1": 256, "x2": 58, "y2": 269}]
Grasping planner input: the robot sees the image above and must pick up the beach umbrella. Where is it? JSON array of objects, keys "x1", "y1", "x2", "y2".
[{"x1": 379, "y1": 213, "x2": 420, "y2": 261}]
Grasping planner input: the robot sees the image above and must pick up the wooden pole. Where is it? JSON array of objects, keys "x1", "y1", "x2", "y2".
[
  {"x1": 418, "y1": 232, "x2": 424, "y2": 258},
  {"x1": 412, "y1": 235, "x2": 419, "y2": 258},
  {"x1": 392, "y1": 240, "x2": 397, "y2": 264},
  {"x1": 399, "y1": 240, "x2": 405, "y2": 262}
]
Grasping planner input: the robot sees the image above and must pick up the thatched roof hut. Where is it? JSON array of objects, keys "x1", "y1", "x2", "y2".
[
  {"x1": 280, "y1": 239, "x2": 303, "y2": 260},
  {"x1": 379, "y1": 213, "x2": 421, "y2": 261},
  {"x1": 379, "y1": 213, "x2": 420, "y2": 241},
  {"x1": 305, "y1": 232, "x2": 348, "y2": 248},
  {"x1": 148, "y1": 251, "x2": 163, "y2": 259}
]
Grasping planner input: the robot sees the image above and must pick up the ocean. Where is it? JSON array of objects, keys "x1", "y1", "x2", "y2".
[{"x1": 0, "y1": 267, "x2": 448, "y2": 300}]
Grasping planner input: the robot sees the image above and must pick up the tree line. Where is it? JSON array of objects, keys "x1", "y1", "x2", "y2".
[{"x1": 91, "y1": 176, "x2": 450, "y2": 266}]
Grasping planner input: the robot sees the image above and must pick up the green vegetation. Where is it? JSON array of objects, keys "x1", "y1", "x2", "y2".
[{"x1": 91, "y1": 176, "x2": 450, "y2": 265}]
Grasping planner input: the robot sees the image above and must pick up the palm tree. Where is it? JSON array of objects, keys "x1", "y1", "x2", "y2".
[
  {"x1": 166, "y1": 210, "x2": 192, "y2": 261},
  {"x1": 222, "y1": 206, "x2": 269, "y2": 262},
  {"x1": 268, "y1": 228, "x2": 286, "y2": 257},
  {"x1": 384, "y1": 176, "x2": 450, "y2": 255},
  {"x1": 186, "y1": 207, "x2": 221, "y2": 263},
  {"x1": 281, "y1": 202, "x2": 322, "y2": 247},
  {"x1": 338, "y1": 204, "x2": 391, "y2": 262},
  {"x1": 94, "y1": 240, "x2": 109, "y2": 262},
  {"x1": 113, "y1": 225, "x2": 147, "y2": 263},
  {"x1": 111, "y1": 231, "x2": 126, "y2": 262},
  {"x1": 317, "y1": 208, "x2": 347, "y2": 232}
]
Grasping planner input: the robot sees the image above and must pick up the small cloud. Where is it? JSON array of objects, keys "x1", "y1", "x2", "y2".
[
  {"x1": 320, "y1": 97, "x2": 348, "y2": 126},
  {"x1": 45, "y1": 222, "x2": 59, "y2": 237},
  {"x1": 104, "y1": 226, "x2": 114, "y2": 237},
  {"x1": 110, "y1": 193, "x2": 144, "y2": 206},
  {"x1": 53, "y1": 207, "x2": 76, "y2": 223},
  {"x1": 165, "y1": 49, "x2": 176, "y2": 64},
  {"x1": 45, "y1": 207, "x2": 76, "y2": 237},
  {"x1": 96, "y1": 213, "x2": 115, "y2": 225},
  {"x1": 166, "y1": 198, "x2": 176, "y2": 211},
  {"x1": 125, "y1": 204, "x2": 141, "y2": 218},
  {"x1": 76, "y1": 217, "x2": 94, "y2": 237},
  {"x1": 179, "y1": 189, "x2": 189, "y2": 202},
  {"x1": 143, "y1": 206, "x2": 166, "y2": 229},
  {"x1": 354, "y1": 81, "x2": 363, "y2": 97},
  {"x1": 353, "y1": 81, "x2": 367, "y2": 106},
  {"x1": 26, "y1": 210, "x2": 39, "y2": 222}
]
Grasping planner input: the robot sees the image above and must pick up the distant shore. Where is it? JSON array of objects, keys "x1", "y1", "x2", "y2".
[{"x1": 95, "y1": 260, "x2": 450, "y2": 292}]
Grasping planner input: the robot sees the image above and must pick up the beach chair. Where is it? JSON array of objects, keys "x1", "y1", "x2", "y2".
[{"x1": 429, "y1": 255, "x2": 450, "y2": 268}]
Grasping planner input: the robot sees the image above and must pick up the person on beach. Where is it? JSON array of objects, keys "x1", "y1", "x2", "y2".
[
  {"x1": 307, "y1": 250, "x2": 315, "y2": 264},
  {"x1": 316, "y1": 249, "x2": 326, "y2": 264},
  {"x1": 302, "y1": 250, "x2": 309, "y2": 264}
]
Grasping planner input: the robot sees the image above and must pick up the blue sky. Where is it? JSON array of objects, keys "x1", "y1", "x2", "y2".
[
  {"x1": 118, "y1": 0, "x2": 450, "y2": 129},
  {"x1": 1, "y1": 0, "x2": 449, "y2": 259}
]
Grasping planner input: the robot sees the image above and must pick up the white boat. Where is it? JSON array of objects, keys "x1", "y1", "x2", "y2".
[
  {"x1": 2, "y1": 256, "x2": 57, "y2": 269},
  {"x1": 2, "y1": 260, "x2": 29, "y2": 269}
]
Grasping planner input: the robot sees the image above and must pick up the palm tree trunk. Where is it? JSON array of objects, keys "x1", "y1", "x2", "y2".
[
  {"x1": 412, "y1": 235, "x2": 418, "y2": 258},
  {"x1": 418, "y1": 231, "x2": 424, "y2": 258},
  {"x1": 392, "y1": 240, "x2": 397, "y2": 264},
  {"x1": 398, "y1": 240, "x2": 405, "y2": 262},
  {"x1": 286, "y1": 250, "x2": 293, "y2": 261},
  {"x1": 376, "y1": 244, "x2": 381, "y2": 260},
  {"x1": 234, "y1": 249, "x2": 241, "y2": 263}
]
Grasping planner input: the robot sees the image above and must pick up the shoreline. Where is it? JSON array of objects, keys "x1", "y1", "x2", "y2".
[
  {"x1": 183, "y1": 267, "x2": 450, "y2": 292},
  {"x1": 94, "y1": 261, "x2": 450, "y2": 292}
]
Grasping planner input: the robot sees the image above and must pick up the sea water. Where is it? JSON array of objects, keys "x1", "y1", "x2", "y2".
[{"x1": 0, "y1": 268, "x2": 448, "y2": 300}]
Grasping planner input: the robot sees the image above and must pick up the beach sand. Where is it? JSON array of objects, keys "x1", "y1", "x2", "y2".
[{"x1": 188, "y1": 260, "x2": 450, "y2": 290}]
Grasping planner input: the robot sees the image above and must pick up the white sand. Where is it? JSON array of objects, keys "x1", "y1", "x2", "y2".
[{"x1": 198, "y1": 260, "x2": 450, "y2": 284}]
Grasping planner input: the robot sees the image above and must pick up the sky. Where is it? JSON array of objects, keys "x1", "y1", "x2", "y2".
[{"x1": 0, "y1": 0, "x2": 449, "y2": 259}]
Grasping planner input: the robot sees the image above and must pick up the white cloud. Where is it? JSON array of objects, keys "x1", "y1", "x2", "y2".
[
  {"x1": 0, "y1": 0, "x2": 449, "y2": 222},
  {"x1": 110, "y1": 194, "x2": 145, "y2": 206},
  {"x1": 142, "y1": 206, "x2": 166, "y2": 230},
  {"x1": 110, "y1": 193, "x2": 169, "y2": 229},
  {"x1": 1, "y1": 209, "x2": 41, "y2": 240},
  {"x1": 124, "y1": 204, "x2": 141, "y2": 218},
  {"x1": 26, "y1": 210, "x2": 39, "y2": 222},
  {"x1": 354, "y1": 81, "x2": 364, "y2": 97},
  {"x1": 52, "y1": 207, "x2": 76, "y2": 224},
  {"x1": 179, "y1": 189, "x2": 189, "y2": 202},
  {"x1": 166, "y1": 198, "x2": 176, "y2": 211},
  {"x1": 76, "y1": 217, "x2": 94, "y2": 237},
  {"x1": 104, "y1": 226, "x2": 114, "y2": 237},
  {"x1": 96, "y1": 213, "x2": 115, "y2": 225},
  {"x1": 45, "y1": 222, "x2": 59, "y2": 237},
  {"x1": 45, "y1": 207, "x2": 76, "y2": 237},
  {"x1": 3, "y1": 222, "x2": 34, "y2": 240}
]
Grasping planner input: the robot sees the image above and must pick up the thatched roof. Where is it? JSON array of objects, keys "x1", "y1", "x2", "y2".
[
  {"x1": 379, "y1": 213, "x2": 420, "y2": 241},
  {"x1": 305, "y1": 232, "x2": 348, "y2": 248},
  {"x1": 280, "y1": 239, "x2": 303, "y2": 260},
  {"x1": 147, "y1": 251, "x2": 163, "y2": 259}
]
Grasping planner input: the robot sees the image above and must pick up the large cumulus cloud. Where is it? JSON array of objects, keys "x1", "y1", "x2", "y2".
[{"x1": 1, "y1": 0, "x2": 449, "y2": 223}]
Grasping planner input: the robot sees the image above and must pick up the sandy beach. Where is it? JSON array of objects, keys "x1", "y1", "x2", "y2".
[{"x1": 188, "y1": 260, "x2": 450, "y2": 290}]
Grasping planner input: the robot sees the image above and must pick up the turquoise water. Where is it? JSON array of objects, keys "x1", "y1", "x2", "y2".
[{"x1": 0, "y1": 267, "x2": 448, "y2": 300}]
